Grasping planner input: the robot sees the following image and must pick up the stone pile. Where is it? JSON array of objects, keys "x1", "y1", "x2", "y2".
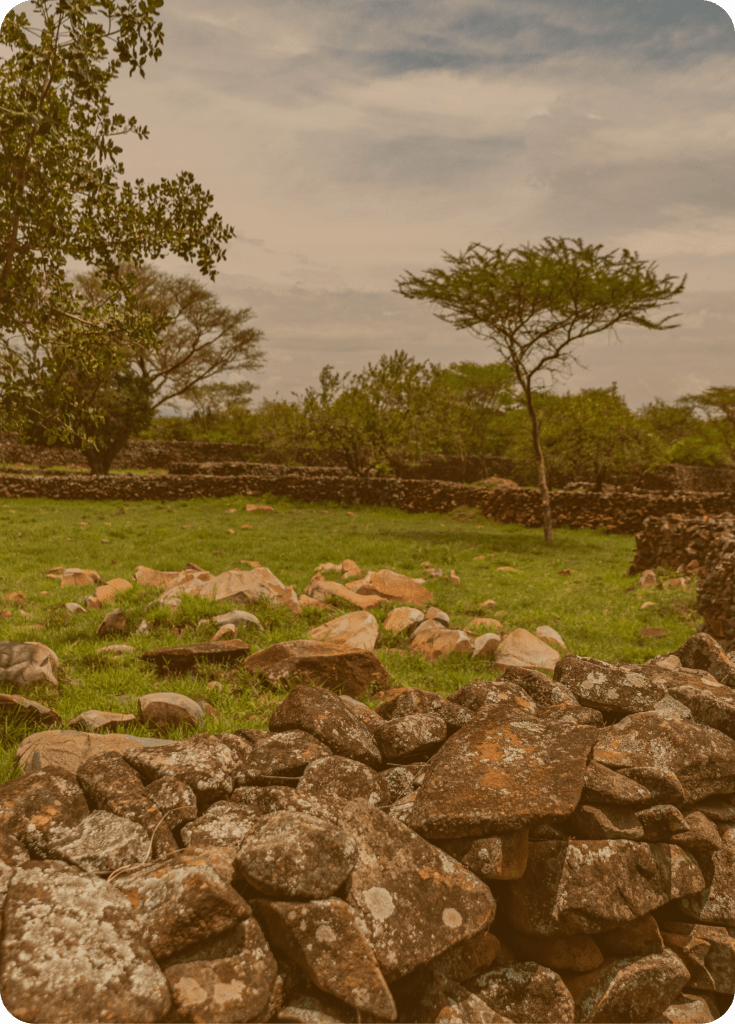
[
  {"x1": 2, "y1": 632, "x2": 735, "y2": 1023},
  {"x1": 2, "y1": 471, "x2": 733, "y2": 536},
  {"x1": 628, "y1": 514, "x2": 735, "y2": 654}
]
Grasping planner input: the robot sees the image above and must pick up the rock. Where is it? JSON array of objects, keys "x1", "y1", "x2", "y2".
[
  {"x1": 674, "y1": 633, "x2": 735, "y2": 688},
  {"x1": 425, "y1": 607, "x2": 451, "y2": 626},
  {"x1": 661, "y1": 922, "x2": 735, "y2": 993},
  {"x1": 0, "y1": 860, "x2": 171, "y2": 1023},
  {"x1": 245, "y1": 503, "x2": 274, "y2": 512},
  {"x1": 408, "y1": 704, "x2": 597, "y2": 839},
  {"x1": 410, "y1": 629, "x2": 475, "y2": 662},
  {"x1": 500, "y1": 839, "x2": 705, "y2": 937},
  {"x1": 536, "y1": 624, "x2": 567, "y2": 648},
  {"x1": 136, "y1": 691, "x2": 208, "y2": 734},
  {"x1": 496, "y1": 920, "x2": 604, "y2": 972},
  {"x1": 383, "y1": 606, "x2": 425, "y2": 634},
  {"x1": 211, "y1": 622, "x2": 237, "y2": 642},
  {"x1": 375, "y1": 687, "x2": 473, "y2": 734},
  {"x1": 121, "y1": 732, "x2": 238, "y2": 813},
  {"x1": 660, "y1": 994, "x2": 717, "y2": 1022},
  {"x1": 670, "y1": 683, "x2": 735, "y2": 740},
  {"x1": 305, "y1": 573, "x2": 387, "y2": 610},
  {"x1": 564, "y1": 948, "x2": 691, "y2": 1024},
  {"x1": 380, "y1": 764, "x2": 420, "y2": 802},
  {"x1": 493, "y1": 628, "x2": 561, "y2": 672},
  {"x1": 179, "y1": 803, "x2": 259, "y2": 848},
  {"x1": 473, "y1": 633, "x2": 502, "y2": 659},
  {"x1": 581, "y1": 759, "x2": 653, "y2": 806},
  {"x1": 338, "y1": 693, "x2": 384, "y2": 734},
  {"x1": 254, "y1": 896, "x2": 397, "y2": 1020},
  {"x1": 417, "y1": 971, "x2": 509, "y2": 1023},
  {"x1": 0, "y1": 765, "x2": 91, "y2": 858},
  {"x1": 0, "y1": 640, "x2": 59, "y2": 691},
  {"x1": 159, "y1": 565, "x2": 302, "y2": 614},
  {"x1": 569, "y1": 803, "x2": 645, "y2": 841},
  {"x1": 592, "y1": 712, "x2": 735, "y2": 803},
  {"x1": 268, "y1": 685, "x2": 383, "y2": 768},
  {"x1": 141, "y1": 639, "x2": 250, "y2": 674},
  {"x1": 60, "y1": 567, "x2": 102, "y2": 587},
  {"x1": 144, "y1": 775, "x2": 198, "y2": 833},
  {"x1": 235, "y1": 811, "x2": 358, "y2": 899},
  {"x1": 555, "y1": 655, "x2": 668, "y2": 714},
  {"x1": 0, "y1": 693, "x2": 62, "y2": 729},
  {"x1": 375, "y1": 712, "x2": 447, "y2": 763},
  {"x1": 678, "y1": 826, "x2": 735, "y2": 925},
  {"x1": 618, "y1": 766, "x2": 687, "y2": 806},
  {"x1": 241, "y1": 640, "x2": 391, "y2": 699},
  {"x1": 45, "y1": 808, "x2": 151, "y2": 875},
  {"x1": 68, "y1": 709, "x2": 137, "y2": 733},
  {"x1": 237, "y1": 731, "x2": 334, "y2": 784},
  {"x1": 12, "y1": 728, "x2": 176, "y2": 776},
  {"x1": 438, "y1": 829, "x2": 529, "y2": 882},
  {"x1": 163, "y1": 917, "x2": 277, "y2": 1024},
  {"x1": 64, "y1": 601, "x2": 86, "y2": 613},
  {"x1": 469, "y1": 962, "x2": 576, "y2": 1023},
  {"x1": 134, "y1": 565, "x2": 183, "y2": 588},
  {"x1": 213, "y1": 608, "x2": 263, "y2": 629},
  {"x1": 96, "y1": 607, "x2": 126, "y2": 636},
  {"x1": 596, "y1": 913, "x2": 665, "y2": 957},
  {"x1": 639, "y1": 569, "x2": 658, "y2": 588},
  {"x1": 349, "y1": 569, "x2": 433, "y2": 606},
  {"x1": 339, "y1": 799, "x2": 496, "y2": 981},
  {"x1": 296, "y1": 755, "x2": 392, "y2": 807},
  {"x1": 308, "y1": 610, "x2": 379, "y2": 651}
]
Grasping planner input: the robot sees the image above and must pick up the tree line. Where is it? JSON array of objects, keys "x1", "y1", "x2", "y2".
[{"x1": 1, "y1": 1, "x2": 732, "y2": 543}]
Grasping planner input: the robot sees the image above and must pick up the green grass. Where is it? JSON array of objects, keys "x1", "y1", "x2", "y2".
[
  {"x1": 0, "y1": 494, "x2": 699, "y2": 785},
  {"x1": 1, "y1": 463, "x2": 169, "y2": 475}
]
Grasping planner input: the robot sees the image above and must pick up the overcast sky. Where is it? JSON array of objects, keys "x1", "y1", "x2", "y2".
[{"x1": 6, "y1": 0, "x2": 735, "y2": 413}]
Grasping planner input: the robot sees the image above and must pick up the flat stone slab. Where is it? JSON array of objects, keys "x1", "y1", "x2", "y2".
[
  {"x1": 408, "y1": 704, "x2": 598, "y2": 839},
  {"x1": 241, "y1": 640, "x2": 391, "y2": 699},
  {"x1": 141, "y1": 639, "x2": 250, "y2": 673},
  {"x1": 13, "y1": 729, "x2": 176, "y2": 776}
]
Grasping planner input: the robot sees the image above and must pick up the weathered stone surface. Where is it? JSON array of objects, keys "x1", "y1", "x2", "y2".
[
  {"x1": 268, "y1": 684, "x2": 383, "y2": 768},
  {"x1": 121, "y1": 732, "x2": 237, "y2": 812},
  {"x1": 136, "y1": 690, "x2": 208, "y2": 733},
  {"x1": 660, "y1": 993, "x2": 717, "y2": 1022},
  {"x1": 339, "y1": 692, "x2": 384, "y2": 734},
  {"x1": 352, "y1": 569, "x2": 433, "y2": 606},
  {"x1": 305, "y1": 572, "x2": 387, "y2": 609},
  {"x1": 111, "y1": 848, "x2": 252, "y2": 959},
  {"x1": 238, "y1": 730, "x2": 334, "y2": 784},
  {"x1": 429, "y1": 931, "x2": 502, "y2": 983},
  {"x1": 674, "y1": 633, "x2": 735, "y2": 689},
  {"x1": 500, "y1": 840, "x2": 706, "y2": 937},
  {"x1": 438, "y1": 829, "x2": 529, "y2": 882},
  {"x1": 0, "y1": 765, "x2": 91, "y2": 858},
  {"x1": 134, "y1": 565, "x2": 183, "y2": 588},
  {"x1": 380, "y1": 763, "x2": 420, "y2": 802},
  {"x1": 374, "y1": 712, "x2": 447, "y2": 763},
  {"x1": 469, "y1": 962, "x2": 576, "y2": 1023},
  {"x1": 383, "y1": 606, "x2": 424, "y2": 634},
  {"x1": 671, "y1": 683, "x2": 735, "y2": 740},
  {"x1": 339, "y1": 798, "x2": 496, "y2": 981},
  {"x1": 497, "y1": 666, "x2": 580, "y2": 709},
  {"x1": 144, "y1": 774, "x2": 198, "y2": 833},
  {"x1": 408, "y1": 704, "x2": 597, "y2": 839},
  {"x1": 637, "y1": 803, "x2": 690, "y2": 840},
  {"x1": 0, "y1": 692, "x2": 62, "y2": 729},
  {"x1": 417, "y1": 972, "x2": 510, "y2": 1023},
  {"x1": 596, "y1": 913, "x2": 665, "y2": 957},
  {"x1": 141, "y1": 640, "x2": 251, "y2": 674},
  {"x1": 180, "y1": 802, "x2": 260, "y2": 848},
  {"x1": 473, "y1": 633, "x2": 502, "y2": 659},
  {"x1": 581, "y1": 759, "x2": 653, "y2": 806},
  {"x1": 569, "y1": 804, "x2": 645, "y2": 841},
  {"x1": 253, "y1": 897, "x2": 396, "y2": 1020},
  {"x1": 592, "y1": 712, "x2": 735, "y2": 803},
  {"x1": 554, "y1": 655, "x2": 668, "y2": 714},
  {"x1": 618, "y1": 766, "x2": 687, "y2": 806},
  {"x1": 163, "y1": 916, "x2": 277, "y2": 1024},
  {"x1": 45, "y1": 808, "x2": 150, "y2": 875},
  {"x1": 13, "y1": 727, "x2": 175, "y2": 776},
  {"x1": 447, "y1": 680, "x2": 505, "y2": 713},
  {"x1": 496, "y1": 920, "x2": 604, "y2": 972},
  {"x1": 0, "y1": 859, "x2": 171, "y2": 1023},
  {"x1": 68, "y1": 708, "x2": 137, "y2": 733},
  {"x1": 564, "y1": 949, "x2": 691, "y2": 1024},
  {"x1": 375, "y1": 687, "x2": 473, "y2": 734},
  {"x1": 235, "y1": 810, "x2": 358, "y2": 899},
  {"x1": 296, "y1": 755, "x2": 392, "y2": 806},
  {"x1": 160, "y1": 565, "x2": 301, "y2": 614},
  {"x1": 0, "y1": 640, "x2": 59, "y2": 694},
  {"x1": 661, "y1": 921, "x2": 735, "y2": 994},
  {"x1": 678, "y1": 826, "x2": 735, "y2": 925},
  {"x1": 410, "y1": 628, "x2": 475, "y2": 662},
  {"x1": 308, "y1": 610, "x2": 379, "y2": 651},
  {"x1": 493, "y1": 628, "x2": 561, "y2": 672},
  {"x1": 241, "y1": 640, "x2": 391, "y2": 698}
]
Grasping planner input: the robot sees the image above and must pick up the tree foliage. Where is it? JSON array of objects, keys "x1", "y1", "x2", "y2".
[
  {"x1": 396, "y1": 236, "x2": 687, "y2": 540},
  {"x1": 0, "y1": 0, "x2": 235, "y2": 445}
]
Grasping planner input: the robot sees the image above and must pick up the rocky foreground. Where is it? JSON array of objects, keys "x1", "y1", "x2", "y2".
[{"x1": 1, "y1": 628, "x2": 735, "y2": 1024}]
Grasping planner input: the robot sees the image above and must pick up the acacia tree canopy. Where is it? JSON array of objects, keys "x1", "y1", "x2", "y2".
[{"x1": 395, "y1": 236, "x2": 687, "y2": 541}]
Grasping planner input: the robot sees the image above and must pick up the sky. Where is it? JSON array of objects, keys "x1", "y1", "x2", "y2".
[{"x1": 5, "y1": 0, "x2": 735, "y2": 415}]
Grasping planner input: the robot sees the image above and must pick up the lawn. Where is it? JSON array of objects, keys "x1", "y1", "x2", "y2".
[{"x1": 0, "y1": 493, "x2": 699, "y2": 785}]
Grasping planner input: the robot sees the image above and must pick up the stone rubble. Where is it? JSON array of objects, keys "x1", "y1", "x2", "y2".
[{"x1": 0, "y1": 631, "x2": 734, "y2": 1022}]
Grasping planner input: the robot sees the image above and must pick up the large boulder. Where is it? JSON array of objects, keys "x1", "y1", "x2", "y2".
[{"x1": 240, "y1": 640, "x2": 391, "y2": 698}]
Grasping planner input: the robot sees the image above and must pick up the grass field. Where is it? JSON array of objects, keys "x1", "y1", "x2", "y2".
[{"x1": 0, "y1": 493, "x2": 699, "y2": 785}]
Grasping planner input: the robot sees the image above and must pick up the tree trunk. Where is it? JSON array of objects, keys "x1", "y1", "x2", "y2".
[{"x1": 526, "y1": 390, "x2": 553, "y2": 542}]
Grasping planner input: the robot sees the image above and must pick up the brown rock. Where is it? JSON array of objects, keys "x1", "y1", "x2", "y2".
[
  {"x1": 569, "y1": 803, "x2": 645, "y2": 841},
  {"x1": 618, "y1": 766, "x2": 687, "y2": 806},
  {"x1": 592, "y1": 712, "x2": 735, "y2": 803},
  {"x1": 473, "y1": 633, "x2": 502, "y2": 659},
  {"x1": 0, "y1": 765, "x2": 90, "y2": 858},
  {"x1": 0, "y1": 692, "x2": 61, "y2": 728},
  {"x1": 0, "y1": 860, "x2": 171, "y2": 1023},
  {"x1": 678, "y1": 826, "x2": 735, "y2": 925},
  {"x1": 121, "y1": 732, "x2": 237, "y2": 813},
  {"x1": 469, "y1": 962, "x2": 576, "y2": 1023},
  {"x1": 60, "y1": 567, "x2": 101, "y2": 587},
  {"x1": 383, "y1": 606, "x2": 425, "y2": 634},
  {"x1": 500, "y1": 839, "x2": 705, "y2": 937},
  {"x1": 77, "y1": 750, "x2": 179, "y2": 859},
  {"x1": 339, "y1": 798, "x2": 496, "y2": 981},
  {"x1": 375, "y1": 687, "x2": 474, "y2": 733},
  {"x1": 268, "y1": 685, "x2": 383, "y2": 768},
  {"x1": 141, "y1": 639, "x2": 250, "y2": 674},
  {"x1": 581, "y1": 759, "x2": 653, "y2": 806},
  {"x1": 596, "y1": 913, "x2": 665, "y2": 957},
  {"x1": 429, "y1": 931, "x2": 502, "y2": 983},
  {"x1": 296, "y1": 755, "x2": 392, "y2": 807},
  {"x1": 661, "y1": 922, "x2": 735, "y2": 993},
  {"x1": 253, "y1": 897, "x2": 396, "y2": 1020},
  {"x1": 438, "y1": 829, "x2": 529, "y2": 882},
  {"x1": 68, "y1": 708, "x2": 137, "y2": 733},
  {"x1": 496, "y1": 920, "x2": 604, "y2": 972},
  {"x1": 493, "y1": 628, "x2": 561, "y2": 672},
  {"x1": 671, "y1": 683, "x2": 735, "y2": 740},
  {"x1": 144, "y1": 775, "x2": 198, "y2": 833},
  {"x1": 13, "y1": 728, "x2": 176, "y2": 776},
  {"x1": 410, "y1": 628, "x2": 475, "y2": 662},
  {"x1": 0, "y1": 639, "x2": 59, "y2": 691},
  {"x1": 305, "y1": 572, "x2": 387, "y2": 609},
  {"x1": 408, "y1": 704, "x2": 597, "y2": 839},
  {"x1": 134, "y1": 565, "x2": 184, "y2": 587},
  {"x1": 136, "y1": 691, "x2": 208, "y2": 734},
  {"x1": 564, "y1": 949, "x2": 691, "y2": 1024},
  {"x1": 308, "y1": 610, "x2": 379, "y2": 651},
  {"x1": 374, "y1": 712, "x2": 447, "y2": 763},
  {"x1": 161, "y1": 565, "x2": 301, "y2": 615},
  {"x1": 417, "y1": 972, "x2": 510, "y2": 1023},
  {"x1": 242, "y1": 640, "x2": 391, "y2": 699},
  {"x1": 164, "y1": 917, "x2": 277, "y2": 1024},
  {"x1": 45, "y1": 808, "x2": 151, "y2": 876},
  {"x1": 238, "y1": 730, "x2": 334, "y2": 784},
  {"x1": 180, "y1": 802, "x2": 260, "y2": 848},
  {"x1": 554, "y1": 655, "x2": 668, "y2": 714},
  {"x1": 497, "y1": 666, "x2": 579, "y2": 708},
  {"x1": 674, "y1": 633, "x2": 735, "y2": 689},
  {"x1": 352, "y1": 568, "x2": 433, "y2": 606},
  {"x1": 96, "y1": 607, "x2": 126, "y2": 636}
]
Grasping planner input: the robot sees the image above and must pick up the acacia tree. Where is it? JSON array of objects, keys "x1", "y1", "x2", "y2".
[
  {"x1": 396, "y1": 237, "x2": 687, "y2": 541},
  {"x1": 679, "y1": 386, "x2": 735, "y2": 464},
  {"x1": 0, "y1": 0, "x2": 235, "y2": 445}
]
